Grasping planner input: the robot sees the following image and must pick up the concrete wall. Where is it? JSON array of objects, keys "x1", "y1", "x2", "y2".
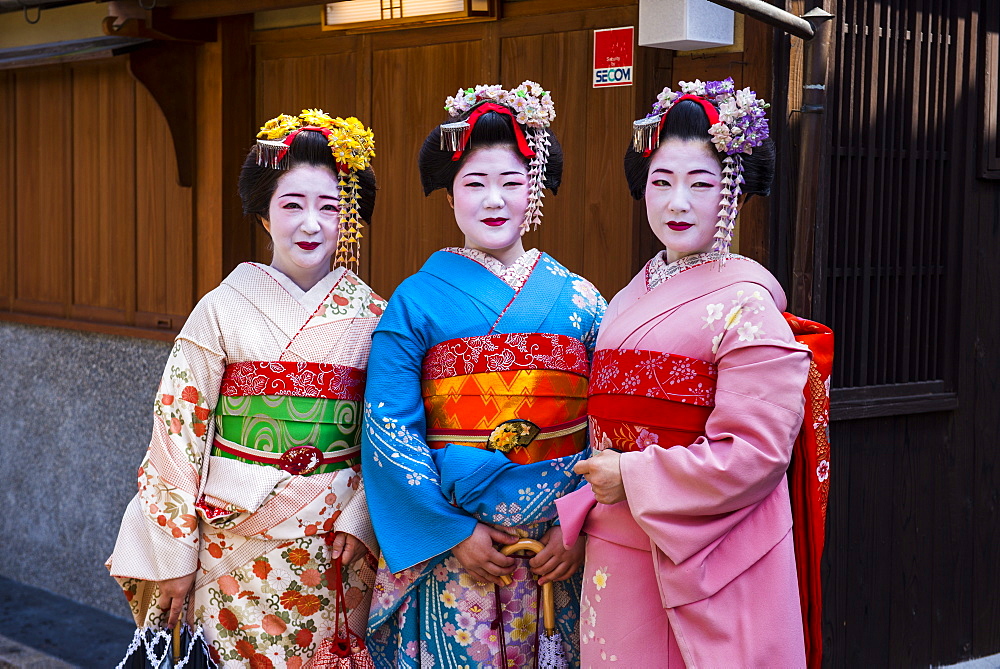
[{"x1": 0, "y1": 321, "x2": 171, "y2": 619}]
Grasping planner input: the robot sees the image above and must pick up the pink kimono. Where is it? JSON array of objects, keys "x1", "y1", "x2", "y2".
[{"x1": 557, "y1": 251, "x2": 810, "y2": 668}]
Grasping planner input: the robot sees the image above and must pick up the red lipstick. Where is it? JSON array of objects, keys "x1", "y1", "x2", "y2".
[
  {"x1": 482, "y1": 218, "x2": 508, "y2": 227},
  {"x1": 667, "y1": 222, "x2": 694, "y2": 231},
  {"x1": 296, "y1": 242, "x2": 320, "y2": 250}
]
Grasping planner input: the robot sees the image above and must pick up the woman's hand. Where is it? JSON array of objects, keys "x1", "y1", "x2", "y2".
[
  {"x1": 157, "y1": 572, "x2": 195, "y2": 629},
  {"x1": 328, "y1": 532, "x2": 368, "y2": 565},
  {"x1": 451, "y1": 523, "x2": 518, "y2": 586},
  {"x1": 574, "y1": 449, "x2": 627, "y2": 505},
  {"x1": 530, "y1": 525, "x2": 585, "y2": 585}
]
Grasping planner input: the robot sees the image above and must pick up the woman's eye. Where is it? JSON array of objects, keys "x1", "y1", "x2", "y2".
[
  {"x1": 464, "y1": 181, "x2": 484, "y2": 188},
  {"x1": 504, "y1": 181, "x2": 525, "y2": 188},
  {"x1": 321, "y1": 204, "x2": 339, "y2": 212},
  {"x1": 282, "y1": 202, "x2": 302, "y2": 209},
  {"x1": 693, "y1": 181, "x2": 715, "y2": 189},
  {"x1": 651, "y1": 179, "x2": 670, "y2": 187}
]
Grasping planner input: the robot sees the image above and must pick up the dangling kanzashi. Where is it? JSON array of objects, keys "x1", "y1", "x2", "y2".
[
  {"x1": 254, "y1": 109, "x2": 376, "y2": 271},
  {"x1": 632, "y1": 78, "x2": 770, "y2": 262}
]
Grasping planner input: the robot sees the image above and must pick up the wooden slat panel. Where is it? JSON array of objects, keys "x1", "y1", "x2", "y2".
[
  {"x1": 827, "y1": 416, "x2": 894, "y2": 666},
  {"x1": 69, "y1": 58, "x2": 136, "y2": 324},
  {"x1": 13, "y1": 65, "x2": 72, "y2": 317},
  {"x1": 134, "y1": 77, "x2": 195, "y2": 329},
  {"x1": 501, "y1": 28, "x2": 634, "y2": 298},
  {"x1": 0, "y1": 70, "x2": 12, "y2": 311},
  {"x1": 826, "y1": 0, "x2": 957, "y2": 390},
  {"x1": 972, "y1": 190, "x2": 1000, "y2": 657},
  {"x1": 367, "y1": 40, "x2": 483, "y2": 296}
]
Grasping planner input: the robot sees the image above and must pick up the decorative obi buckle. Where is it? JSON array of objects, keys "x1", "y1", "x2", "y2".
[
  {"x1": 212, "y1": 435, "x2": 360, "y2": 475},
  {"x1": 279, "y1": 445, "x2": 325, "y2": 475},
  {"x1": 487, "y1": 419, "x2": 541, "y2": 453}
]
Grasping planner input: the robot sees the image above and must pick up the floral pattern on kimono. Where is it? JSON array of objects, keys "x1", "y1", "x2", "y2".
[
  {"x1": 363, "y1": 249, "x2": 606, "y2": 668},
  {"x1": 109, "y1": 263, "x2": 384, "y2": 668},
  {"x1": 558, "y1": 251, "x2": 811, "y2": 668}
]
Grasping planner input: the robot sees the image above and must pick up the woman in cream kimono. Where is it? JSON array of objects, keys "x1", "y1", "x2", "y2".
[{"x1": 108, "y1": 110, "x2": 383, "y2": 668}]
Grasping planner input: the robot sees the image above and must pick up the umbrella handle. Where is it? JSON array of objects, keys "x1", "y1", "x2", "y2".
[
  {"x1": 499, "y1": 539, "x2": 556, "y2": 635},
  {"x1": 172, "y1": 618, "x2": 182, "y2": 661}
]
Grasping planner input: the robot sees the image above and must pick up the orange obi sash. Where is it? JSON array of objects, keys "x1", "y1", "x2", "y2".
[
  {"x1": 588, "y1": 349, "x2": 717, "y2": 452},
  {"x1": 421, "y1": 333, "x2": 590, "y2": 464}
]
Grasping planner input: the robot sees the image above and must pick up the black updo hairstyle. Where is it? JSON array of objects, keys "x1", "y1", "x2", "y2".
[
  {"x1": 418, "y1": 106, "x2": 563, "y2": 196},
  {"x1": 239, "y1": 128, "x2": 377, "y2": 226},
  {"x1": 623, "y1": 99, "x2": 774, "y2": 201}
]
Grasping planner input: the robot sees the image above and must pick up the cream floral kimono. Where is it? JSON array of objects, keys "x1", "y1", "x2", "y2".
[{"x1": 108, "y1": 262, "x2": 385, "y2": 668}]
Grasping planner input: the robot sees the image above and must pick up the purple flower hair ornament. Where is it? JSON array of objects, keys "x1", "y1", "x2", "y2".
[{"x1": 633, "y1": 78, "x2": 771, "y2": 260}]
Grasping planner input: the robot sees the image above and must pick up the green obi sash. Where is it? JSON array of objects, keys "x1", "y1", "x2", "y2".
[{"x1": 211, "y1": 361, "x2": 365, "y2": 475}]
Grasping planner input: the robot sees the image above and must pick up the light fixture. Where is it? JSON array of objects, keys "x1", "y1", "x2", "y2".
[
  {"x1": 638, "y1": 0, "x2": 734, "y2": 51},
  {"x1": 322, "y1": 0, "x2": 497, "y2": 32}
]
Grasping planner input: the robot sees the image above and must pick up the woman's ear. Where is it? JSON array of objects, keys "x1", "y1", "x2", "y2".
[
  {"x1": 260, "y1": 217, "x2": 271, "y2": 234},
  {"x1": 446, "y1": 193, "x2": 455, "y2": 210}
]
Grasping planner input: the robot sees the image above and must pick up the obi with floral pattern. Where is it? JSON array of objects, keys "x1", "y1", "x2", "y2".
[
  {"x1": 588, "y1": 349, "x2": 717, "y2": 454},
  {"x1": 422, "y1": 333, "x2": 590, "y2": 465}
]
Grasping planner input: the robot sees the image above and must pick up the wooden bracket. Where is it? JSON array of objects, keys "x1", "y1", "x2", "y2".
[
  {"x1": 126, "y1": 41, "x2": 198, "y2": 187},
  {"x1": 103, "y1": 6, "x2": 216, "y2": 187}
]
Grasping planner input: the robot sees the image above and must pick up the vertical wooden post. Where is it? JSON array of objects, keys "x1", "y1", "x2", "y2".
[{"x1": 790, "y1": 6, "x2": 834, "y2": 318}]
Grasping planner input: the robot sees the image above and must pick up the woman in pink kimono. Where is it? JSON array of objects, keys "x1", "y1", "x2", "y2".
[
  {"x1": 108, "y1": 110, "x2": 383, "y2": 667},
  {"x1": 556, "y1": 79, "x2": 811, "y2": 667}
]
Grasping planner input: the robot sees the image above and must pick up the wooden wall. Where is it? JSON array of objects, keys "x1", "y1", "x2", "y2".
[
  {"x1": 0, "y1": 57, "x2": 195, "y2": 338},
  {"x1": 0, "y1": 16, "x2": 255, "y2": 339},
  {"x1": 0, "y1": 1, "x2": 774, "y2": 334},
  {"x1": 252, "y1": 0, "x2": 773, "y2": 300}
]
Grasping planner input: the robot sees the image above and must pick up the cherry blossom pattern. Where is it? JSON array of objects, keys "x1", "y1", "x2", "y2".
[
  {"x1": 700, "y1": 287, "x2": 768, "y2": 354},
  {"x1": 423, "y1": 333, "x2": 589, "y2": 380}
]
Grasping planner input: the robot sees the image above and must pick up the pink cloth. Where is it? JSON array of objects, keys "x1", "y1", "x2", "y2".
[{"x1": 557, "y1": 253, "x2": 810, "y2": 668}]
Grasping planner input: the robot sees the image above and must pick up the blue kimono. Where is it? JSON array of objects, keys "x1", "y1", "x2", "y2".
[{"x1": 363, "y1": 248, "x2": 605, "y2": 668}]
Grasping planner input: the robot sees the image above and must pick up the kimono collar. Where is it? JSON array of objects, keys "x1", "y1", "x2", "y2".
[
  {"x1": 443, "y1": 247, "x2": 540, "y2": 290},
  {"x1": 646, "y1": 250, "x2": 759, "y2": 291}
]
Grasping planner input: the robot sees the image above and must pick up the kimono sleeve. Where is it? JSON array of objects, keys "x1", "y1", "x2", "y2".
[
  {"x1": 108, "y1": 295, "x2": 226, "y2": 585},
  {"x1": 619, "y1": 283, "x2": 810, "y2": 564},
  {"x1": 361, "y1": 287, "x2": 477, "y2": 573}
]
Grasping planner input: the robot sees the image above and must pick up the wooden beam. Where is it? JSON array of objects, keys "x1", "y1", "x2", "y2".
[{"x1": 165, "y1": 0, "x2": 318, "y2": 20}]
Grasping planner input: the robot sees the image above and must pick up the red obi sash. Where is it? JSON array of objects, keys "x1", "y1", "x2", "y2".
[
  {"x1": 220, "y1": 360, "x2": 365, "y2": 402},
  {"x1": 588, "y1": 349, "x2": 717, "y2": 452},
  {"x1": 422, "y1": 333, "x2": 590, "y2": 464}
]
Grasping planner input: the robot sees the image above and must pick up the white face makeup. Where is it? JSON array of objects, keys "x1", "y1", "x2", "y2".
[
  {"x1": 261, "y1": 164, "x2": 342, "y2": 291},
  {"x1": 644, "y1": 138, "x2": 724, "y2": 263},
  {"x1": 449, "y1": 145, "x2": 529, "y2": 267}
]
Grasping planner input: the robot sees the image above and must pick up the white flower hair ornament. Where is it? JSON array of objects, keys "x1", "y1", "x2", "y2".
[
  {"x1": 254, "y1": 109, "x2": 376, "y2": 270},
  {"x1": 633, "y1": 78, "x2": 770, "y2": 259},
  {"x1": 440, "y1": 81, "x2": 556, "y2": 234}
]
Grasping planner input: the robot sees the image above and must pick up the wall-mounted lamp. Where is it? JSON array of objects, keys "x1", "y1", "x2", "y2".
[
  {"x1": 323, "y1": 0, "x2": 497, "y2": 32},
  {"x1": 638, "y1": 0, "x2": 734, "y2": 50}
]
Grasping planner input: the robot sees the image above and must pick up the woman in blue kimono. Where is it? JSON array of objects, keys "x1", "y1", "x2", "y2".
[{"x1": 362, "y1": 82, "x2": 606, "y2": 668}]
